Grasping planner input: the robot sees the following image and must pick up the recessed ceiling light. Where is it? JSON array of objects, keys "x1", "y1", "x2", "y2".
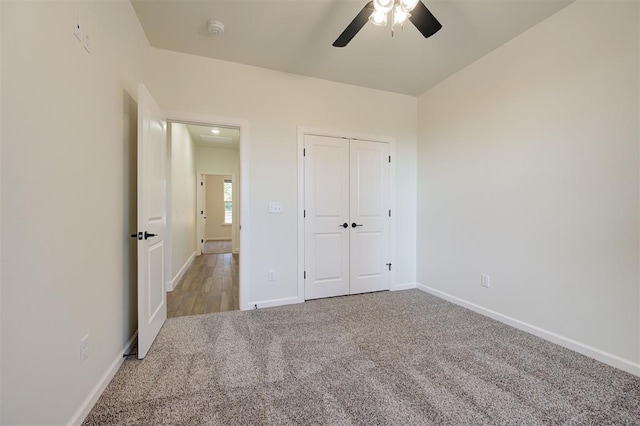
[{"x1": 211, "y1": 129, "x2": 220, "y2": 134}]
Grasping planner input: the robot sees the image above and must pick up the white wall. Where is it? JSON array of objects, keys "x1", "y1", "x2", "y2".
[
  {"x1": 195, "y1": 146, "x2": 240, "y2": 178},
  {"x1": 148, "y1": 51, "x2": 418, "y2": 306},
  {"x1": 0, "y1": 0, "x2": 3, "y2": 420},
  {"x1": 170, "y1": 123, "x2": 196, "y2": 283},
  {"x1": 196, "y1": 146, "x2": 240, "y2": 251},
  {"x1": 205, "y1": 175, "x2": 232, "y2": 240},
  {"x1": 417, "y1": 0, "x2": 639, "y2": 369},
  {"x1": 1, "y1": 1, "x2": 148, "y2": 424}
]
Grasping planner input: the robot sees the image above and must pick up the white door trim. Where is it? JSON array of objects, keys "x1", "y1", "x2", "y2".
[
  {"x1": 167, "y1": 111, "x2": 250, "y2": 311},
  {"x1": 297, "y1": 126, "x2": 397, "y2": 302}
]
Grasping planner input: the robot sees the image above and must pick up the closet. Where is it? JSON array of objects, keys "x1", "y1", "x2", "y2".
[{"x1": 304, "y1": 134, "x2": 391, "y2": 300}]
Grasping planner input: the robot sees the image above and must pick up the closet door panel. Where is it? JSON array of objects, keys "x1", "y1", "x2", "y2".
[
  {"x1": 349, "y1": 140, "x2": 391, "y2": 294},
  {"x1": 304, "y1": 135, "x2": 350, "y2": 300}
]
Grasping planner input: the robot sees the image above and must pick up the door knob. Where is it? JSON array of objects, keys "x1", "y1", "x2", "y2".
[
  {"x1": 340, "y1": 223, "x2": 349, "y2": 228},
  {"x1": 144, "y1": 231, "x2": 158, "y2": 240},
  {"x1": 351, "y1": 223, "x2": 363, "y2": 228}
]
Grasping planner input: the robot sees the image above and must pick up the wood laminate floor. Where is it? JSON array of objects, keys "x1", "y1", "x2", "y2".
[{"x1": 167, "y1": 253, "x2": 239, "y2": 318}]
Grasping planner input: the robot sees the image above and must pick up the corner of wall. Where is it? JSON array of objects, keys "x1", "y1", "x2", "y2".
[
  {"x1": 637, "y1": 0, "x2": 640, "y2": 366},
  {"x1": 0, "y1": 0, "x2": 4, "y2": 419}
]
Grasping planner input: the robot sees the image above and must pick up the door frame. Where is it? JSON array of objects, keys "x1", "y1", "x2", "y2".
[
  {"x1": 297, "y1": 126, "x2": 398, "y2": 302},
  {"x1": 197, "y1": 172, "x2": 238, "y2": 255},
  {"x1": 168, "y1": 111, "x2": 250, "y2": 311}
]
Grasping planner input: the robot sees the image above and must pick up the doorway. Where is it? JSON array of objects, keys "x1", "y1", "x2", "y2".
[
  {"x1": 197, "y1": 173, "x2": 238, "y2": 256},
  {"x1": 167, "y1": 122, "x2": 241, "y2": 317}
]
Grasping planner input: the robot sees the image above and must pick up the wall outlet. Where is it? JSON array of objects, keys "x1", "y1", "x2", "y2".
[
  {"x1": 268, "y1": 270, "x2": 276, "y2": 282},
  {"x1": 80, "y1": 334, "x2": 90, "y2": 363},
  {"x1": 481, "y1": 274, "x2": 490, "y2": 288}
]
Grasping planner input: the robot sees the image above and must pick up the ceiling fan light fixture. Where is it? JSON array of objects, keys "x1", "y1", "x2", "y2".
[
  {"x1": 399, "y1": 0, "x2": 420, "y2": 13},
  {"x1": 369, "y1": 10, "x2": 388, "y2": 27},
  {"x1": 373, "y1": 0, "x2": 394, "y2": 13},
  {"x1": 393, "y1": 3, "x2": 411, "y2": 25}
]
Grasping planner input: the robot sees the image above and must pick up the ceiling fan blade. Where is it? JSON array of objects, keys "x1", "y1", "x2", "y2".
[
  {"x1": 333, "y1": 1, "x2": 374, "y2": 48},
  {"x1": 409, "y1": 1, "x2": 442, "y2": 39}
]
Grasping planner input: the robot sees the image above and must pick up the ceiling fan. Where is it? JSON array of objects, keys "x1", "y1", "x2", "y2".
[{"x1": 333, "y1": 0, "x2": 442, "y2": 47}]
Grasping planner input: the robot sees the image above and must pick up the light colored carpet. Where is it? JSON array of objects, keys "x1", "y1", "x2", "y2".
[{"x1": 84, "y1": 290, "x2": 640, "y2": 425}]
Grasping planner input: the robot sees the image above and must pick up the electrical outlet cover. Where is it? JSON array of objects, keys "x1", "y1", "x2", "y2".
[{"x1": 481, "y1": 274, "x2": 490, "y2": 288}]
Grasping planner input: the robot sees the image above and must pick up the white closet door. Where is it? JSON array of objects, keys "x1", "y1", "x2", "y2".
[
  {"x1": 349, "y1": 140, "x2": 391, "y2": 294},
  {"x1": 304, "y1": 135, "x2": 350, "y2": 300}
]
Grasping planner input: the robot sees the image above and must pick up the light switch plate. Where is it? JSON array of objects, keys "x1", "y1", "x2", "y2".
[{"x1": 268, "y1": 202, "x2": 283, "y2": 213}]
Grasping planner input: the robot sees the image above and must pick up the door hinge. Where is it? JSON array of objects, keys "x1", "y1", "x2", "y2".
[
  {"x1": 303, "y1": 148, "x2": 306, "y2": 156},
  {"x1": 304, "y1": 210, "x2": 306, "y2": 218},
  {"x1": 304, "y1": 271, "x2": 306, "y2": 279},
  {"x1": 201, "y1": 210, "x2": 204, "y2": 215},
  {"x1": 388, "y1": 155, "x2": 391, "y2": 163},
  {"x1": 201, "y1": 239, "x2": 204, "y2": 243},
  {"x1": 200, "y1": 182, "x2": 203, "y2": 186},
  {"x1": 386, "y1": 262, "x2": 392, "y2": 271},
  {"x1": 388, "y1": 209, "x2": 391, "y2": 217}
]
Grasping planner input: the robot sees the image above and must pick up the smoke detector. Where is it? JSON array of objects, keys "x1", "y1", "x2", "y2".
[{"x1": 207, "y1": 20, "x2": 225, "y2": 35}]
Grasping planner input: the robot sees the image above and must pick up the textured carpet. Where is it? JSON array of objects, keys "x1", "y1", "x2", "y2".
[{"x1": 84, "y1": 290, "x2": 640, "y2": 425}]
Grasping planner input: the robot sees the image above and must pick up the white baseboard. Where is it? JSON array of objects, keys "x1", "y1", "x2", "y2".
[
  {"x1": 205, "y1": 237, "x2": 232, "y2": 241},
  {"x1": 391, "y1": 282, "x2": 416, "y2": 291},
  {"x1": 246, "y1": 296, "x2": 302, "y2": 310},
  {"x1": 67, "y1": 331, "x2": 138, "y2": 426},
  {"x1": 167, "y1": 251, "x2": 196, "y2": 292},
  {"x1": 416, "y1": 283, "x2": 640, "y2": 377}
]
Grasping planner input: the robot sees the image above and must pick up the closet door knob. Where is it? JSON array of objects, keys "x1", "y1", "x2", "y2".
[
  {"x1": 351, "y1": 223, "x2": 363, "y2": 228},
  {"x1": 340, "y1": 223, "x2": 349, "y2": 228}
]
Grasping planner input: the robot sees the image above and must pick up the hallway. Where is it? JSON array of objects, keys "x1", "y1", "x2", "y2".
[{"x1": 167, "y1": 253, "x2": 239, "y2": 317}]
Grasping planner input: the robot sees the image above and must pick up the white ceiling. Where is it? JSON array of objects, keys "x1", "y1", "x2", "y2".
[
  {"x1": 186, "y1": 124, "x2": 240, "y2": 149},
  {"x1": 132, "y1": 0, "x2": 573, "y2": 96}
]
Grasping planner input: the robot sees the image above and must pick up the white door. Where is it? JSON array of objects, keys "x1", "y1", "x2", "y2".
[
  {"x1": 197, "y1": 174, "x2": 206, "y2": 255},
  {"x1": 304, "y1": 135, "x2": 391, "y2": 300},
  {"x1": 137, "y1": 84, "x2": 167, "y2": 359},
  {"x1": 304, "y1": 135, "x2": 350, "y2": 300},
  {"x1": 349, "y1": 140, "x2": 391, "y2": 294}
]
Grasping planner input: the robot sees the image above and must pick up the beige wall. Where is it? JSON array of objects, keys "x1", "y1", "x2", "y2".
[
  {"x1": 1, "y1": 1, "x2": 148, "y2": 424},
  {"x1": 205, "y1": 175, "x2": 232, "y2": 240},
  {"x1": 148, "y1": 49, "x2": 418, "y2": 306},
  {"x1": 417, "y1": 0, "x2": 639, "y2": 367},
  {"x1": 0, "y1": 0, "x2": 3, "y2": 420},
  {"x1": 170, "y1": 123, "x2": 196, "y2": 282}
]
